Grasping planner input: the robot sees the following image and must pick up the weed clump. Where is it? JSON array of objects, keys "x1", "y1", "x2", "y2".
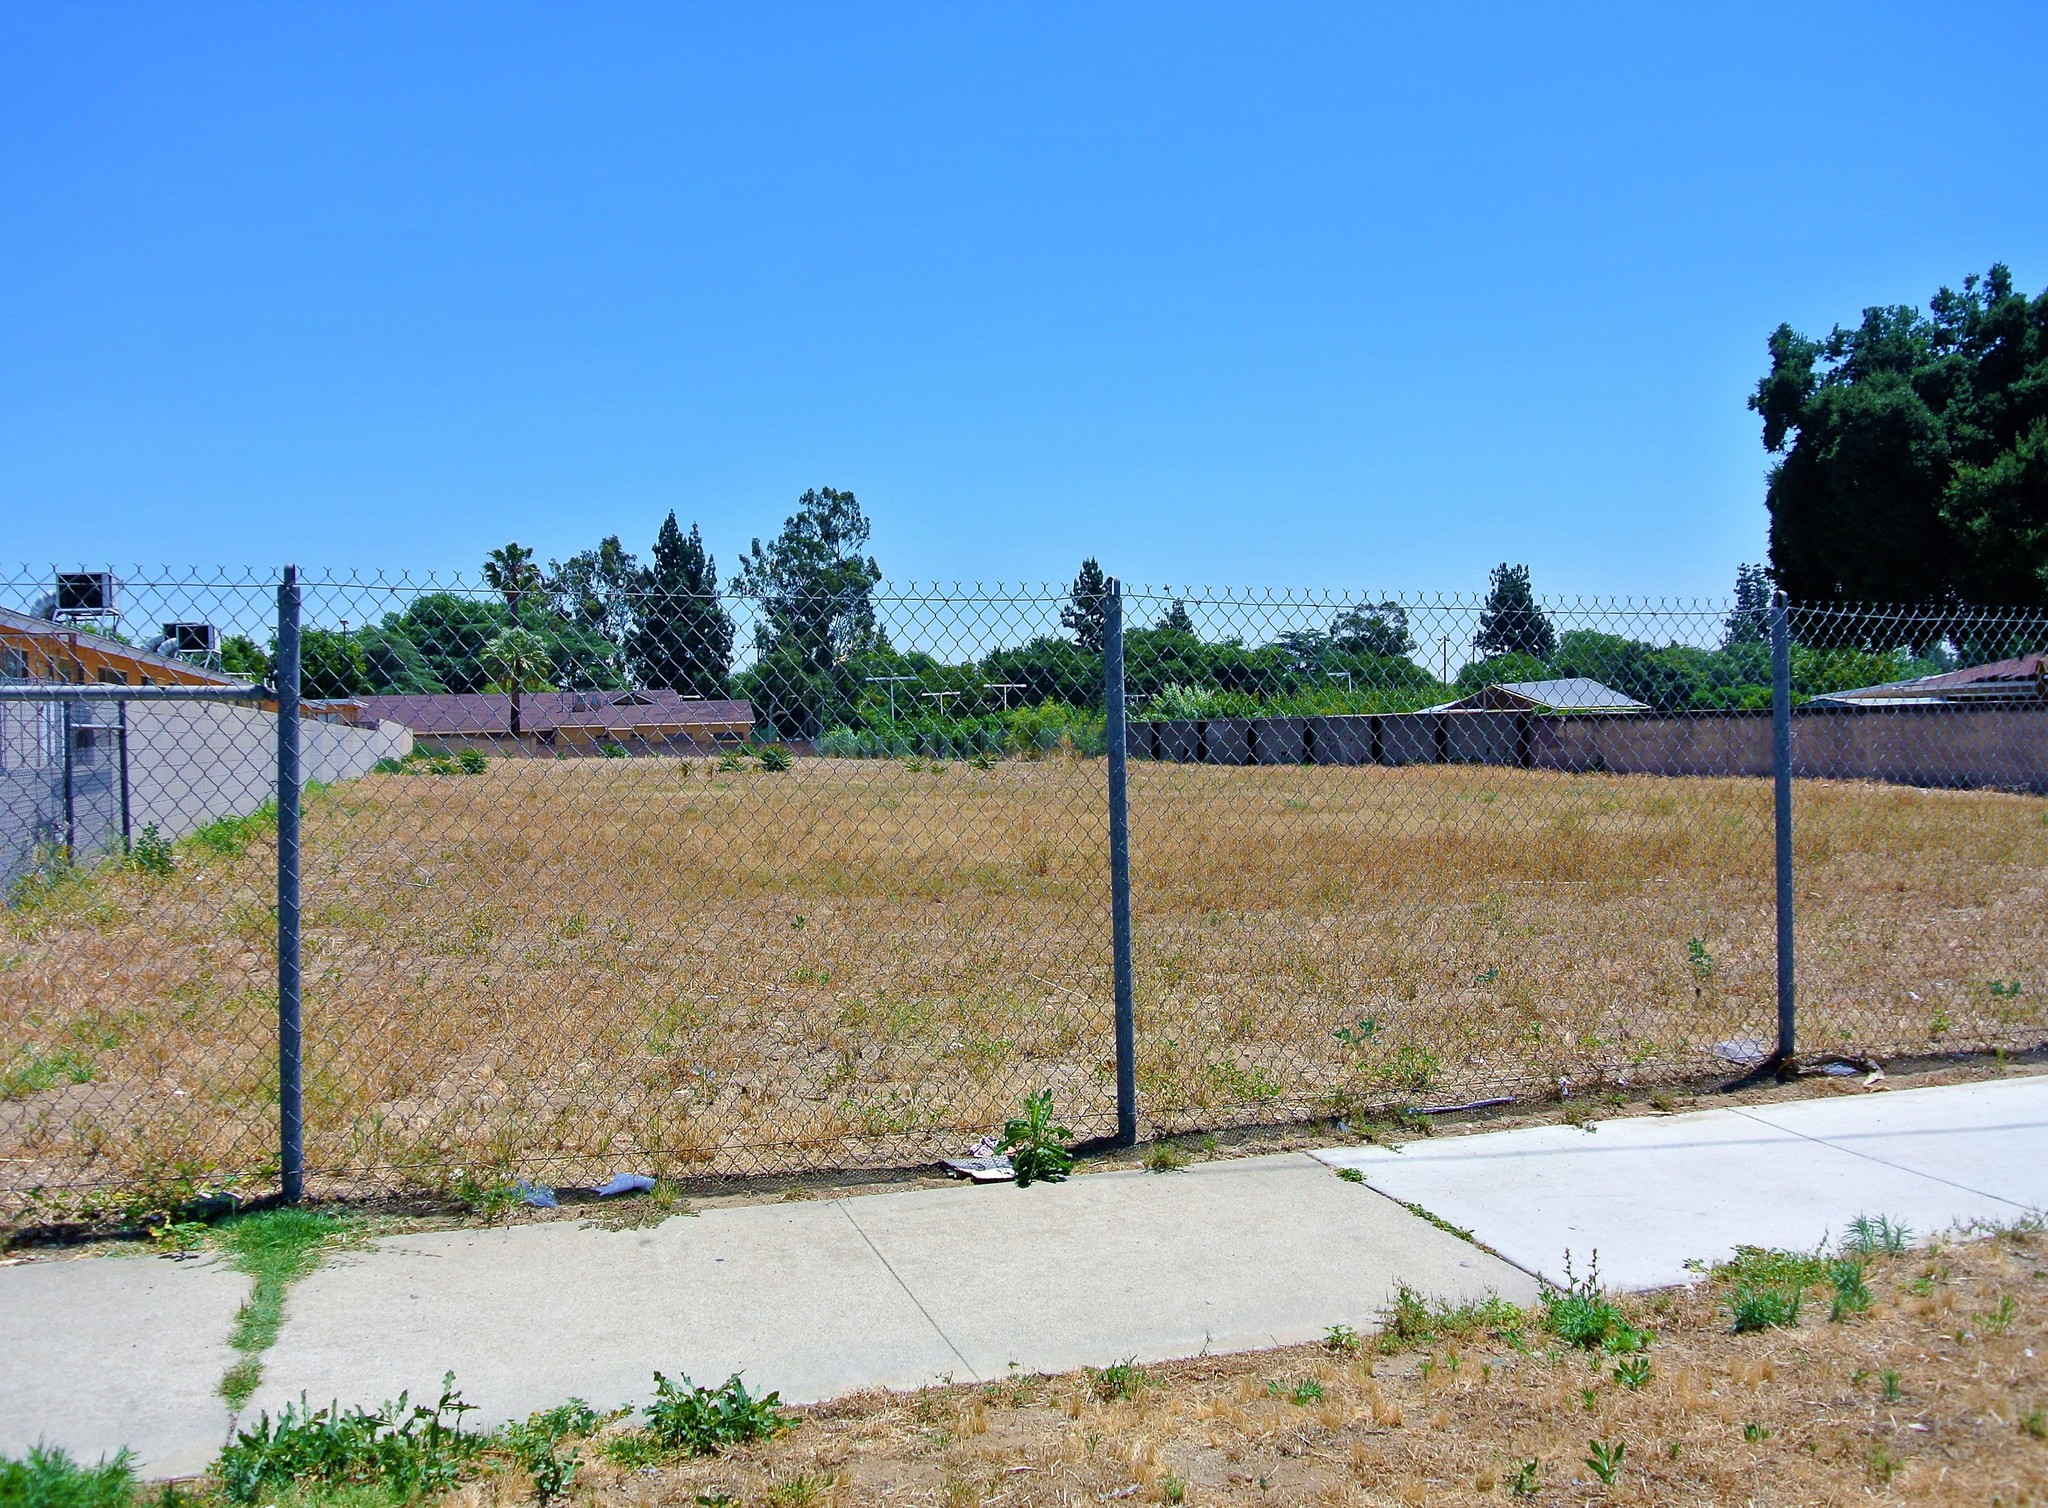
[
  {"x1": 0, "y1": 1445, "x2": 136, "y2": 1508},
  {"x1": 1381, "y1": 1285, "x2": 1527, "y2": 1353},
  {"x1": 1717, "y1": 1246, "x2": 1825, "y2": 1334},
  {"x1": 1540, "y1": 1255, "x2": 1648, "y2": 1352},
  {"x1": 214, "y1": 1375, "x2": 483, "y2": 1505},
  {"x1": 641, "y1": 1373, "x2": 790, "y2": 1456},
  {"x1": 1086, "y1": 1359, "x2": 1147, "y2": 1403}
]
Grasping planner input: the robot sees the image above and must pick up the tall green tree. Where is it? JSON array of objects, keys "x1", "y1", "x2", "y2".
[
  {"x1": 548, "y1": 536, "x2": 641, "y2": 645},
  {"x1": 733, "y1": 488, "x2": 883, "y2": 736},
  {"x1": 1752, "y1": 264, "x2": 2048, "y2": 628},
  {"x1": 1061, "y1": 558, "x2": 1110, "y2": 654},
  {"x1": 1473, "y1": 564, "x2": 1556, "y2": 661},
  {"x1": 1723, "y1": 563, "x2": 1774, "y2": 647},
  {"x1": 385, "y1": 593, "x2": 505, "y2": 693},
  {"x1": 299, "y1": 629, "x2": 370, "y2": 699},
  {"x1": 1328, "y1": 602, "x2": 1413, "y2": 659},
  {"x1": 1156, "y1": 599, "x2": 1195, "y2": 636},
  {"x1": 628, "y1": 514, "x2": 734, "y2": 696}
]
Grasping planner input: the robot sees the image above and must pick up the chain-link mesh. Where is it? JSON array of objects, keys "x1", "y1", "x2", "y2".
[
  {"x1": 1781, "y1": 601, "x2": 2048, "y2": 1063},
  {"x1": 1118, "y1": 588, "x2": 2044, "y2": 1129},
  {"x1": 2, "y1": 568, "x2": 2043, "y2": 1214}
]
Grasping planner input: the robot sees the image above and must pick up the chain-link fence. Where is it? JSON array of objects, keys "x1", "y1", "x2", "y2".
[{"x1": 3, "y1": 568, "x2": 2043, "y2": 1215}]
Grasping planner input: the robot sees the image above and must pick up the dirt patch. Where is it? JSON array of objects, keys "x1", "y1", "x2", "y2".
[
  {"x1": 4, "y1": 757, "x2": 2042, "y2": 1207},
  {"x1": 449, "y1": 1225, "x2": 2048, "y2": 1506}
]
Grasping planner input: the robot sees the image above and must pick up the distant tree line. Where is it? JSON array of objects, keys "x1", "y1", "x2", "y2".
[{"x1": 262, "y1": 469, "x2": 1986, "y2": 734}]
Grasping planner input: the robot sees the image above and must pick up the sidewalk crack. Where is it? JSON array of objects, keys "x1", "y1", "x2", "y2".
[{"x1": 835, "y1": 1201, "x2": 982, "y2": 1383}]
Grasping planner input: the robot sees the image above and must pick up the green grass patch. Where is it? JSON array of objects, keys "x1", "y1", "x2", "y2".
[
  {"x1": 188, "y1": 803, "x2": 278, "y2": 860},
  {"x1": 0, "y1": 1444, "x2": 136, "y2": 1508},
  {"x1": 1715, "y1": 1245, "x2": 1824, "y2": 1335},
  {"x1": 1379, "y1": 1285, "x2": 1527, "y2": 1353},
  {"x1": 214, "y1": 1207, "x2": 347, "y2": 1408}
]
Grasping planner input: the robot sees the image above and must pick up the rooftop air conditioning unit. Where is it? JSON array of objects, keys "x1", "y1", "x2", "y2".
[
  {"x1": 53, "y1": 572, "x2": 117, "y2": 620},
  {"x1": 161, "y1": 622, "x2": 219, "y2": 657}
]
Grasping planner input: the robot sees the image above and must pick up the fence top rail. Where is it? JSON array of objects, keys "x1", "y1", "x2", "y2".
[{"x1": 0, "y1": 681, "x2": 271, "y2": 702}]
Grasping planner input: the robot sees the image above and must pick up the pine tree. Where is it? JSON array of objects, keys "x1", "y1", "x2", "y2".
[
  {"x1": 1061, "y1": 558, "x2": 1109, "y2": 654},
  {"x1": 629, "y1": 514, "x2": 735, "y2": 697},
  {"x1": 1723, "y1": 563, "x2": 1775, "y2": 646},
  {"x1": 1157, "y1": 599, "x2": 1196, "y2": 635},
  {"x1": 1473, "y1": 564, "x2": 1556, "y2": 661}
]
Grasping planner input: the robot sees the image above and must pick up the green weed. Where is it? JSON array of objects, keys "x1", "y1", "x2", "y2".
[
  {"x1": 130, "y1": 824, "x2": 175, "y2": 877},
  {"x1": 504, "y1": 1400, "x2": 602, "y2": 1505},
  {"x1": 0, "y1": 1445, "x2": 136, "y2": 1508},
  {"x1": 2020, "y1": 1408, "x2": 2045, "y2": 1439},
  {"x1": 1612, "y1": 1355, "x2": 1652, "y2": 1391},
  {"x1": 213, "y1": 1375, "x2": 482, "y2": 1505},
  {"x1": 642, "y1": 1373, "x2": 789, "y2": 1456},
  {"x1": 1880, "y1": 1369, "x2": 1902, "y2": 1402},
  {"x1": 1142, "y1": 1142, "x2": 1188, "y2": 1174},
  {"x1": 1842, "y1": 1215, "x2": 1912, "y2": 1256},
  {"x1": 1322, "y1": 1324, "x2": 1361, "y2": 1355},
  {"x1": 761, "y1": 1473, "x2": 832, "y2": 1507},
  {"x1": 1380, "y1": 1285, "x2": 1525, "y2": 1353},
  {"x1": 1541, "y1": 1254, "x2": 1632, "y2": 1350},
  {"x1": 1584, "y1": 1439, "x2": 1625, "y2": 1486},
  {"x1": 1727, "y1": 1284, "x2": 1802, "y2": 1333},
  {"x1": 449, "y1": 1169, "x2": 522, "y2": 1222},
  {"x1": 997, "y1": 1089, "x2": 1073, "y2": 1187},
  {"x1": 754, "y1": 745, "x2": 792, "y2": 772},
  {"x1": 1086, "y1": 1359, "x2": 1147, "y2": 1403},
  {"x1": 1828, "y1": 1258, "x2": 1871, "y2": 1321},
  {"x1": 1506, "y1": 1459, "x2": 1540, "y2": 1496},
  {"x1": 1335, "y1": 1167, "x2": 1364, "y2": 1184},
  {"x1": 189, "y1": 803, "x2": 278, "y2": 859}
]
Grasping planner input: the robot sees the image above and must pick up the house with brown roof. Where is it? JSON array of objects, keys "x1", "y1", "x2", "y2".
[
  {"x1": 355, "y1": 689, "x2": 754, "y2": 756},
  {"x1": 1812, "y1": 651, "x2": 2048, "y2": 707}
]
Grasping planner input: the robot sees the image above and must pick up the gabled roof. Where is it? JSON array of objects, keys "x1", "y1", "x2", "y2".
[
  {"x1": 1815, "y1": 652, "x2": 2046, "y2": 705},
  {"x1": 357, "y1": 690, "x2": 754, "y2": 735},
  {"x1": 1419, "y1": 677, "x2": 1648, "y2": 714}
]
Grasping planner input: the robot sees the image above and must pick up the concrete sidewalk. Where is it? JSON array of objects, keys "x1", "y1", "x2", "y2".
[
  {"x1": 3, "y1": 1076, "x2": 2038, "y2": 1479},
  {"x1": 1313, "y1": 1074, "x2": 2048, "y2": 1290},
  {"x1": 0, "y1": 1151, "x2": 1524, "y2": 1477}
]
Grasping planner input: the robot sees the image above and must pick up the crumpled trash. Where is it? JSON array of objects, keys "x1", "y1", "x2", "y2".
[
  {"x1": 591, "y1": 1172, "x2": 657, "y2": 1198},
  {"x1": 1711, "y1": 1038, "x2": 1769, "y2": 1066},
  {"x1": 516, "y1": 1179, "x2": 558, "y2": 1208},
  {"x1": 943, "y1": 1131, "x2": 1015, "y2": 1182}
]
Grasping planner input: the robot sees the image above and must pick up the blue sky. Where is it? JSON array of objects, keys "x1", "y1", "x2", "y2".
[{"x1": 3, "y1": 2, "x2": 2043, "y2": 602}]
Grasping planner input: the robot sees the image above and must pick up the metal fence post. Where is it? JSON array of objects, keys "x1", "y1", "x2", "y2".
[
  {"x1": 276, "y1": 566, "x2": 305, "y2": 1203},
  {"x1": 1104, "y1": 578, "x2": 1138, "y2": 1147},
  {"x1": 1771, "y1": 589, "x2": 1796, "y2": 1069}
]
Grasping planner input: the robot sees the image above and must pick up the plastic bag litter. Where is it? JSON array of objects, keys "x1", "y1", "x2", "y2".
[
  {"x1": 592, "y1": 1173, "x2": 657, "y2": 1198},
  {"x1": 516, "y1": 1179, "x2": 558, "y2": 1208}
]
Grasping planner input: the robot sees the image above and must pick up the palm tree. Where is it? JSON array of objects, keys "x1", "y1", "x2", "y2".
[
  {"x1": 483, "y1": 542, "x2": 542, "y2": 615},
  {"x1": 484, "y1": 628, "x2": 554, "y2": 742}
]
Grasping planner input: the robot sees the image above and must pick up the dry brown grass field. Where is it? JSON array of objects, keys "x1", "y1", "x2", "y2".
[
  {"x1": 2, "y1": 754, "x2": 2043, "y2": 1208},
  {"x1": 468, "y1": 1222, "x2": 2048, "y2": 1507}
]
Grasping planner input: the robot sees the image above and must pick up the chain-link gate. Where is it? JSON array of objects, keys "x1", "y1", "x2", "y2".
[{"x1": 2, "y1": 568, "x2": 2043, "y2": 1216}]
